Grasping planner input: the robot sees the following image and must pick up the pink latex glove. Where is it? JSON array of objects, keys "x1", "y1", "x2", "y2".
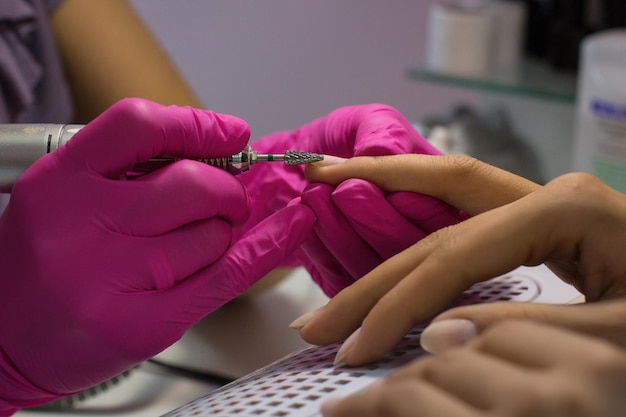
[
  {"x1": 236, "y1": 104, "x2": 467, "y2": 297},
  {"x1": 0, "y1": 98, "x2": 315, "y2": 414},
  {"x1": 298, "y1": 181, "x2": 467, "y2": 297}
]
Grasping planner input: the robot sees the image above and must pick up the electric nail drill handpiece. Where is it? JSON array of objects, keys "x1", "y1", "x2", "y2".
[{"x1": 0, "y1": 124, "x2": 323, "y2": 193}]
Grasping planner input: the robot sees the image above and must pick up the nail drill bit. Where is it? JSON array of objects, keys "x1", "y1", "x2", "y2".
[
  {"x1": 140, "y1": 145, "x2": 323, "y2": 176},
  {"x1": 200, "y1": 145, "x2": 324, "y2": 174},
  {"x1": 256, "y1": 150, "x2": 325, "y2": 165}
]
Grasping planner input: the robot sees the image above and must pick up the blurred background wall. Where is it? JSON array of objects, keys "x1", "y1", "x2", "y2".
[
  {"x1": 128, "y1": 0, "x2": 477, "y2": 138},
  {"x1": 130, "y1": 1, "x2": 623, "y2": 182}
]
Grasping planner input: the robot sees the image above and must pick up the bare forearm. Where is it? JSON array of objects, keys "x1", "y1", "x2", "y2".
[{"x1": 50, "y1": 0, "x2": 202, "y2": 123}]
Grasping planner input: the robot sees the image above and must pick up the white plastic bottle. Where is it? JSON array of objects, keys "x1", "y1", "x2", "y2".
[
  {"x1": 491, "y1": 0, "x2": 527, "y2": 70},
  {"x1": 425, "y1": 0, "x2": 493, "y2": 78},
  {"x1": 572, "y1": 30, "x2": 626, "y2": 192}
]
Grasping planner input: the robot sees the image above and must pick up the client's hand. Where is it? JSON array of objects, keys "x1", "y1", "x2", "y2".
[
  {"x1": 0, "y1": 98, "x2": 315, "y2": 413},
  {"x1": 321, "y1": 321, "x2": 626, "y2": 417},
  {"x1": 294, "y1": 154, "x2": 626, "y2": 366},
  {"x1": 238, "y1": 104, "x2": 466, "y2": 297}
]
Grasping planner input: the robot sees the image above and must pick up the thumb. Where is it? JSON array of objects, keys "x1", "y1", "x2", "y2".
[{"x1": 420, "y1": 300, "x2": 626, "y2": 354}]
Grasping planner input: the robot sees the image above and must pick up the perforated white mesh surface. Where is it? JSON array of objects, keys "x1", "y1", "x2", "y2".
[{"x1": 163, "y1": 273, "x2": 540, "y2": 417}]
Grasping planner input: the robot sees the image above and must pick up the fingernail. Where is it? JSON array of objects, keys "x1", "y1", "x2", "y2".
[
  {"x1": 420, "y1": 319, "x2": 478, "y2": 354},
  {"x1": 311, "y1": 155, "x2": 347, "y2": 167},
  {"x1": 289, "y1": 307, "x2": 324, "y2": 330},
  {"x1": 334, "y1": 328, "x2": 361, "y2": 366},
  {"x1": 320, "y1": 397, "x2": 342, "y2": 416}
]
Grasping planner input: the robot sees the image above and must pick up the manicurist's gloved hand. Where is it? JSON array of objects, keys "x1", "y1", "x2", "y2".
[
  {"x1": 0, "y1": 98, "x2": 315, "y2": 414},
  {"x1": 237, "y1": 104, "x2": 466, "y2": 297}
]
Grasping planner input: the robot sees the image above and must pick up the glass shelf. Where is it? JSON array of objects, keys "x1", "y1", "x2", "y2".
[{"x1": 408, "y1": 58, "x2": 578, "y2": 104}]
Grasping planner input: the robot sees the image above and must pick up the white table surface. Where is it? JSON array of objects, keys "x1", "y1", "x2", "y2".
[{"x1": 15, "y1": 265, "x2": 581, "y2": 416}]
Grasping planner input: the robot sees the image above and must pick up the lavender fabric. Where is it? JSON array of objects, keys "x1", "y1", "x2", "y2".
[{"x1": 0, "y1": 0, "x2": 73, "y2": 124}]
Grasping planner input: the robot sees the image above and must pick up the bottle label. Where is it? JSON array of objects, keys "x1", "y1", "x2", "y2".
[
  {"x1": 588, "y1": 99, "x2": 626, "y2": 193},
  {"x1": 591, "y1": 99, "x2": 626, "y2": 121}
]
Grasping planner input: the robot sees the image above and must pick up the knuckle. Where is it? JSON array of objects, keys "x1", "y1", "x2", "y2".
[
  {"x1": 442, "y1": 155, "x2": 490, "y2": 178},
  {"x1": 417, "y1": 350, "x2": 458, "y2": 379},
  {"x1": 214, "y1": 255, "x2": 248, "y2": 297},
  {"x1": 421, "y1": 223, "x2": 455, "y2": 247},
  {"x1": 365, "y1": 102, "x2": 400, "y2": 114},
  {"x1": 550, "y1": 172, "x2": 602, "y2": 190},
  {"x1": 169, "y1": 159, "x2": 205, "y2": 178},
  {"x1": 388, "y1": 355, "x2": 438, "y2": 382},
  {"x1": 437, "y1": 155, "x2": 494, "y2": 199},
  {"x1": 544, "y1": 173, "x2": 625, "y2": 222},
  {"x1": 546, "y1": 172, "x2": 609, "y2": 204},
  {"x1": 100, "y1": 99, "x2": 166, "y2": 142},
  {"x1": 473, "y1": 320, "x2": 528, "y2": 347},
  {"x1": 107, "y1": 98, "x2": 156, "y2": 126}
]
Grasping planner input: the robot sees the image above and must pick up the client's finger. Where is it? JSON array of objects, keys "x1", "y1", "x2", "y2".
[
  {"x1": 421, "y1": 299, "x2": 626, "y2": 354},
  {"x1": 306, "y1": 154, "x2": 539, "y2": 216}
]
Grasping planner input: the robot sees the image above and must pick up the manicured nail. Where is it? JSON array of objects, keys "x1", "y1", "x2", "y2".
[
  {"x1": 320, "y1": 397, "x2": 342, "y2": 416},
  {"x1": 420, "y1": 319, "x2": 478, "y2": 354},
  {"x1": 311, "y1": 155, "x2": 347, "y2": 167},
  {"x1": 334, "y1": 328, "x2": 361, "y2": 366},
  {"x1": 289, "y1": 307, "x2": 324, "y2": 330}
]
